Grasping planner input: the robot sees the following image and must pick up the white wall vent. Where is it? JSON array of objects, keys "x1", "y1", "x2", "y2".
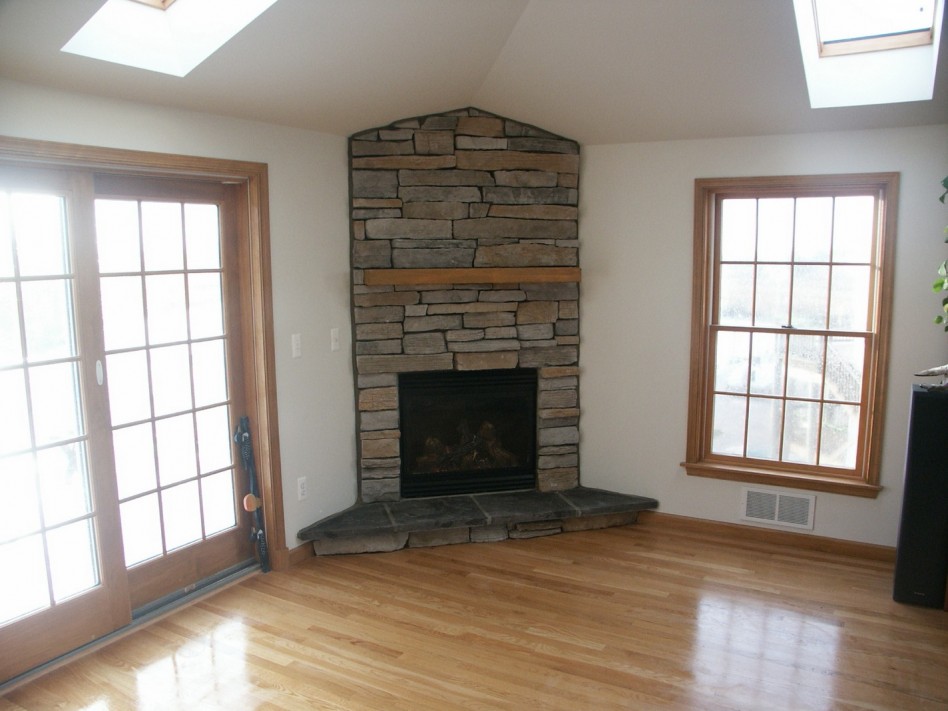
[{"x1": 740, "y1": 488, "x2": 815, "y2": 530}]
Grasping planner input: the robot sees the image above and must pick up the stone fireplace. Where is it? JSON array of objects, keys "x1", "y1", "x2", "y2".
[
  {"x1": 296, "y1": 108, "x2": 658, "y2": 553},
  {"x1": 351, "y1": 108, "x2": 582, "y2": 503}
]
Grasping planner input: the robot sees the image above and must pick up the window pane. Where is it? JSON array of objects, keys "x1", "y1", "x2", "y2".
[
  {"x1": 121, "y1": 494, "x2": 163, "y2": 567},
  {"x1": 150, "y1": 344, "x2": 193, "y2": 417},
  {"x1": 754, "y1": 264, "x2": 790, "y2": 327},
  {"x1": 202, "y1": 470, "x2": 236, "y2": 536},
  {"x1": 141, "y1": 202, "x2": 184, "y2": 272},
  {"x1": 815, "y1": 0, "x2": 936, "y2": 41},
  {"x1": 750, "y1": 332, "x2": 787, "y2": 396},
  {"x1": 106, "y1": 351, "x2": 152, "y2": 425},
  {"x1": 787, "y1": 335, "x2": 825, "y2": 400},
  {"x1": 825, "y1": 337, "x2": 864, "y2": 402},
  {"x1": 113, "y1": 423, "x2": 157, "y2": 500},
  {"x1": 832, "y1": 196, "x2": 874, "y2": 263},
  {"x1": 162, "y1": 481, "x2": 202, "y2": 551},
  {"x1": 791, "y1": 265, "x2": 829, "y2": 329},
  {"x1": 714, "y1": 331, "x2": 750, "y2": 393},
  {"x1": 0, "y1": 453, "x2": 40, "y2": 542},
  {"x1": 21, "y1": 279, "x2": 75, "y2": 362},
  {"x1": 820, "y1": 403, "x2": 860, "y2": 469},
  {"x1": 95, "y1": 199, "x2": 142, "y2": 273},
  {"x1": 711, "y1": 394, "x2": 746, "y2": 456},
  {"x1": 47, "y1": 518, "x2": 99, "y2": 603},
  {"x1": 188, "y1": 273, "x2": 224, "y2": 339},
  {"x1": 155, "y1": 413, "x2": 197, "y2": 486},
  {"x1": 12, "y1": 194, "x2": 68, "y2": 277},
  {"x1": 829, "y1": 265, "x2": 870, "y2": 331},
  {"x1": 196, "y1": 405, "x2": 232, "y2": 474},
  {"x1": 0, "y1": 283, "x2": 22, "y2": 366},
  {"x1": 794, "y1": 197, "x2": 832, "y2": 262},
  {"x1": 100, "y1": 276, "x2": 146, "y2": 351},
  {"x1": 184, "y1": 204, "x2": 221, "y2": 269},
  {"x1": 720, "y1": 199, "x2": 757, "y2": 261},
  {"x1": 756, "y1": 198, "x2": 794, "y2": 262},
  {"x1": 30, "y1": 362, "x2": 83, "y2": 446},
  {"x1": 145, "y1": 274, "x2": 188, "y2": 344},
  {"x1": 746, "y1": 397, "x2": 784, "y2": 461},
  {"x1": 192, "y1": 339, "x2": 228, "y2": 407},
  {"x1": 0, "y1": 535, "x2": 50, "y2": 624},
  {"x1": 37, "y1": 441, "x2": 92, "y2": 527},
  {"x1": 718, "y1": 264, "x2": 753, "y2": 326},
  {"x1": 783, "y1": 400, "x2": 820, "y2": 465},
  {"x1": 0, "y1": 369, "x2": 30, "y2": 455}
]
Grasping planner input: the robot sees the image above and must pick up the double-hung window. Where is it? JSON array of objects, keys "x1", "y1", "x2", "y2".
[{"x1": 684, "y1": 174, "x2": 898, "y2": 497}]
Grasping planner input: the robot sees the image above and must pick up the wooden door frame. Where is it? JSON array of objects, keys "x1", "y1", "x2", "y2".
[{"x1": 0, "y1": 135, "x2": 288, "y2": 571}]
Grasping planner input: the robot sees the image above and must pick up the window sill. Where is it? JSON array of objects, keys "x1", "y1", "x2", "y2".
[{"x1": 681, "y1": 461, "x2": 882, "y2": 498}]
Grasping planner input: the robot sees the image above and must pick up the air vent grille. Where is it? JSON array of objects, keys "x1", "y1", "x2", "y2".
[{"x1": 740, "y1": 488, "x2": 815, "y2": 530}]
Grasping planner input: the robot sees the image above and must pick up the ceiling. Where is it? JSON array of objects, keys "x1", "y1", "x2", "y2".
[{"x1": 1, "y1": 0, "x2": 946, "y2": 145}]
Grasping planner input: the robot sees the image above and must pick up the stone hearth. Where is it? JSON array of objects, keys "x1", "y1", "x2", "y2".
[{"x1": 298, "y1": 488, "x2": 658, "y2": 555}]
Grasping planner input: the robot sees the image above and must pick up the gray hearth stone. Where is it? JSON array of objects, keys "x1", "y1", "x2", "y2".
[
  {"x1": 297, "y1": 487, "x2": 658, "y2": 552},
  {"x1": 386, "y1": 495, "x2": 486, "y2": 531}
]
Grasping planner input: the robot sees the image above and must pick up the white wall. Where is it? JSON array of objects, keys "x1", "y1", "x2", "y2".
[
  {"x1": 581, "y1": 125, "x2": 948, "y2": 546},
  {"x1": 0, "y1": 79, "x2": 357, "y2": 548}
]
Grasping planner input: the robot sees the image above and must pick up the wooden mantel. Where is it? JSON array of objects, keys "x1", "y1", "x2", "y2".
[{"x1": 363, "y1": 267, "x2": 581, "y2": 286}]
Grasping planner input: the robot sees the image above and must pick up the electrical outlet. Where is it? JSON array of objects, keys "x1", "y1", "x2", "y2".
[
  {"x1": 291, "y1": 333, "x2": 302, "y2": 358},
  {"x1": 296, "y1": 476, "x2": 308, "y2": 501}
]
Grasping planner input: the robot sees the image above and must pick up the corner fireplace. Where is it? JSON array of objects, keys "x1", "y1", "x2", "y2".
[
  {"x1": 399, "y1": 368, "x2": 537, "y2": 498},
  {"x1": 350, "y1": 108, "x2": 582, "y2": 503}
]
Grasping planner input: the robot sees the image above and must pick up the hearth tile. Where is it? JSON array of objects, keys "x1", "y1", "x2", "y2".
[
  {"x1": 557, "y1": 487, "x2": 659, "y2": 516},
  {"x1": 473, "y1": 490, "x2": 576, "y2": 525},
  {"x1": 385, "y1": 496, "x2": 487, "y2": 531},
  {"x1": 297, "y1": 502, "x2": 393, "y2": 541}
]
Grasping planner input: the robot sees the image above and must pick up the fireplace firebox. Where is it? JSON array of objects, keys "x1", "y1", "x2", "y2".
[{"x1": 399, "y1": 368, "x2": 538, "y2": 498}]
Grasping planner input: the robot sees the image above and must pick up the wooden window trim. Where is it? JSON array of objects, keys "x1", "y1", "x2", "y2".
[
  {"x1": 683, "y1": 173, "x2": 898, "y2": 498},
  {"x1": 0, "y1": 135, "x2": 288, "y2": 569},
  {"x1": 819, "y1": 28, "x2": 934, "y2": 57}
]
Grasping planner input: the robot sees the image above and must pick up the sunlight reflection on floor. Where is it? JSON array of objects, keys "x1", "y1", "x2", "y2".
[
  {"x1": 691, "y1": 592, "x2": 840, "y2": 710},
  {"x1": 133, "y1": 619, "x2": 252, "y2": 710}
]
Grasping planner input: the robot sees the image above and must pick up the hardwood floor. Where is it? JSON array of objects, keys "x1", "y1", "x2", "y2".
[{"x1": 2, "y1": 515, "x2": 947, "y2": 710}]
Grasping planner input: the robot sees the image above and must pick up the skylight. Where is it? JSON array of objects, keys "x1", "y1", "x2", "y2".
[
  {"x1": 62, "y1": 0, "x2": 279, "y2": 78},
  {"x1": 792, "y1": 0, "x2": 944, "y2": 108}
]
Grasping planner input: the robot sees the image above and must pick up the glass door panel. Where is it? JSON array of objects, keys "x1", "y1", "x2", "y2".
[
  {"x1": 0, "y1": 173, "x2": 129, "y2": 683},
  {"x1": 93, "y1": 181, "x2": 251, "y2": 611},
  {"x1": 0, "y1": 191, "x2": 96, "y2": 623}
]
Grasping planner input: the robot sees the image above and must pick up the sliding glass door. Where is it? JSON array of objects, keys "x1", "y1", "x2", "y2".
[{"x1": 0, "y1": 167, "x2": 255, "y2": 682}]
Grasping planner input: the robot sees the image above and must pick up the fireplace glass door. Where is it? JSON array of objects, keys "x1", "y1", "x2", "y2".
[{"x1": 399, "y1": 368, "x2": 537, "y2": 498}]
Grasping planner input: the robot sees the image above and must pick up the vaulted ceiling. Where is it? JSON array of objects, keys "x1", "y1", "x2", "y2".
[{"x1": 1, "y1": 0, "x2": 945, "y2": 145}]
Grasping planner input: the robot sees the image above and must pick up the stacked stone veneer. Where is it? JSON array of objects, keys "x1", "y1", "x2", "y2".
[{"x1": 350, "y1": 108, "x2": 581, "y2": 503}]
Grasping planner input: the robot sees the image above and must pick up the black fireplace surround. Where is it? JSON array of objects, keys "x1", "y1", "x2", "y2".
[{"x1": 399, "y1": 368, "x2": 538, "y2": 498}]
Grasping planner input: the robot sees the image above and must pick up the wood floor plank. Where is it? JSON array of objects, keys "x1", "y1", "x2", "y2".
[{"x1": 2, "y1": 517, "x2": 947, "y2": 710}]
